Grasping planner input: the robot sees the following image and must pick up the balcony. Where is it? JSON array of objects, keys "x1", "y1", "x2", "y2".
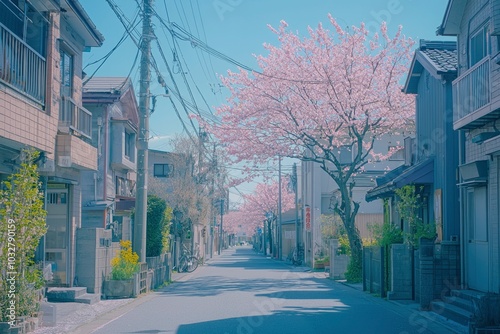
[
  {"x1": 56, "y1": 133, "x2": 97, "y2": 171},
  {"x1": 59, "y1": 96, "x2": 92, "y2": 139},
  {"x1": 116, "y1": 176, "x2": 136, "y2": 198},
  {"x1": 452, "y1": 57, "x2": 500, "y2": 130},
  {"x1": 0, "y1": 23, "x2": 46, "y2": 105}
]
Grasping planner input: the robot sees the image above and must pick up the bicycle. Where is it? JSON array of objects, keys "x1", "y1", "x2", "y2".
[
  {"x1": 177, "y1": 247, "x2": 199, "y2": 273},
  {"x1": 292, "y1": 245, "x2": 304, "y2": 266}
]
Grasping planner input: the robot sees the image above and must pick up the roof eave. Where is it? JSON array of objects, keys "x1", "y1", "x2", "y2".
[
  {"x1": 438, "y1": 0, "x2": 466, "y2": 36},
  {"x1": 63, "y1": 0, "x2": 104, "y2": 47},
  {"x1": 403, "y1": 52, "x2": 421, "y2": 94}
]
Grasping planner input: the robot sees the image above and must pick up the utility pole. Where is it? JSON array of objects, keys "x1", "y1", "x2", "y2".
[
  {"x1": 218, "y1": 198, "x2": 224, "y2": 255},
  {"x1": 278, "y1": 156, "x2": 282, "y2": 260},
  {"x1": 133, "y1": 0, "x2": 153, "y2": 262},
  {"x1": 292, "y1": 163, "x2": 299, "y2": 254},
  {"x1": 209, "y1": 142, "x2": 216, "y2": 259}
]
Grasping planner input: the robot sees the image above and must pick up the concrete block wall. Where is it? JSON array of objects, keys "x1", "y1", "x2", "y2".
[
  {"x1": 76, "y1": 228, "x2": 98, "y2": 292},
  {"x1": 388, "y1": 244, "x2": 413, "y2": 300},
  {"x1": 433, "y1": 242, "x2": 460, "y2": 298},
  {"x1": 412, "y1": 241, "x2": 461, "y2": 307},
  {"x1": 418, "y1": 239, "x2": 435, "y2": 309},
  {"x1": 330, "y1": 239, "x2": 349, "y2": 280},
  {"x1": 76, "y1": 228, "x2": 115, "y2": 295}
]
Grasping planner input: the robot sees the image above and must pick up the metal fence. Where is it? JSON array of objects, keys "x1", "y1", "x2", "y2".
[
  {"x1": 0, "y1": 23, "x2": 46, "y2": 104},
  {"x1": 452, "y1": 57, "x2": 490, "y2": 121},
  {"x1": 59, "y1": 95, "x2": 92, "y2": 138},
  {"x1": 146, "y1": 253, "x2": 172, "y2": 290}
]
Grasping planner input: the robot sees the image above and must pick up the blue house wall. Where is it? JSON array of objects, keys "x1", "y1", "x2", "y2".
[{"x1": 414, "y1": 67, "x2": 459, "y2": 240}]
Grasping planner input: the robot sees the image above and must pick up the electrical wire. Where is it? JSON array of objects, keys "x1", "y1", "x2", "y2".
[
  {"x1": 107, "y1": 0, "x2": 200, "y2": 147},
  {"x1": 153, "y1": 12, "x2": 326, "y2": 84},
  {"x1": 83, "y1": 13, "x2": 141, "y2": 85}
]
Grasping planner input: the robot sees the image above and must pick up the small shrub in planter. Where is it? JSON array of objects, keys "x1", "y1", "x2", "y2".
[{"x1": 103, "y1": 240, "x2": 140, "y2": 299}]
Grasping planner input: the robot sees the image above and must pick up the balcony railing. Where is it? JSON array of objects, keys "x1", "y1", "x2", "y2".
[
  {"x1": 59, "y1": 96, "x2": 92, "y2": 139},
  {"x1": 0, "y1": 23, "x2": 46, "y2": 105},
  {"x1": 452, "y1": 57, "x2": 490, "y2": 123}
]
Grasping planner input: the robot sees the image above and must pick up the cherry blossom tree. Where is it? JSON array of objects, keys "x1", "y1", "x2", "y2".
[
  {"x1": 204, "y1": 17, "x2": 415, "y2": 279},
  {"x1": 220, "y1": 180, "x2": 294, "y2": 247}
]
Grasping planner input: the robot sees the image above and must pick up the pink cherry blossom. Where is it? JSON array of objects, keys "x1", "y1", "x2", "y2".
[{"x1": 201, "y1": 17, "x2": 415, "y2": 276}]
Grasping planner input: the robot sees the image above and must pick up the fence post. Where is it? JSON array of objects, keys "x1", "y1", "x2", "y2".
[
  {"x1": 380, "y1": 246, "x2": 386, "y2": 298},
  {"x1": 362, "y1": 247, "x2": 367, "y2": 291}
]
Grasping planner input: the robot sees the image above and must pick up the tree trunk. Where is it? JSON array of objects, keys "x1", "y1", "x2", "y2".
[
  {"x1": 335, "y1": 179, "x2": 363, "y2": 281},
  {"x1": 344, "y1": 214, "x2": 363, "y2": 278}
]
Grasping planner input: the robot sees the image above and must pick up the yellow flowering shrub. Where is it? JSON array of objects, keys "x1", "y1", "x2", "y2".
[{"x1": 111, "y1": 240, "x2": 139, "y2": 280}]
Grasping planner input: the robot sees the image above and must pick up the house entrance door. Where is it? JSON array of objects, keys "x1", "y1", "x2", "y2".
[
  {"x1": 466, "y1": 186, "x2": 489, "y2": 292},
  {"x1": 45, "y1": 185, "x2": 69, "y2": 286}
]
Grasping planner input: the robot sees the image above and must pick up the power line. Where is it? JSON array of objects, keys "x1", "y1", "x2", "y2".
[
  {"x1": 153, "y1": 13, "x2": 326, "y2": 85},
  {"x1": 83, "y1": 11, "x2": 141, "y2": 85},
  {"x1": 107, "y1": 0, "x2": 199, "y2": 147}
]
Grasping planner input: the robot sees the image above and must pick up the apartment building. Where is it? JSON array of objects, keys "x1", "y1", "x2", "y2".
[{"x1": 0, "y1": 0, "x2": 103, "y2": 286}]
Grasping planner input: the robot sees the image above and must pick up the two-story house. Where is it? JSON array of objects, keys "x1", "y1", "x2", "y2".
[
  {"x1": 438, "y1": 0, "x2": 500, "y2": 298},
  {"x1": 300, "y1": 133, "x2": 407, "y2": 268},
  {"x1": 71, "y1": 77, "x2": 139, "y2": 295},
  {"x1": 366, "y1": 40, "x2": 461, "y2": 307},
  {"x1": 0, "y1": 0, "x2": 103, "y2": 287},
  {"x1": 148, "y1": 149, "x2": 210, "y2": 267}
]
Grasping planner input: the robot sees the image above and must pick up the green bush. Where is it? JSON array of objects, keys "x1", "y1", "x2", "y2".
[
  {"x1": 0, "y1": 149, "x2": 47, "y2": 322},
  {"x1": 146, "y1": 195, "x2": 172, "y2": 257},
  {"x1": 369, "y1": 221, "x2": 403, "y2": 247},
  {"x1": 395, "y1": 185, "x2": 436, "y2": 248},
  {"x1": 345, "y1": 255, "x2": 362, "y2": 283}
]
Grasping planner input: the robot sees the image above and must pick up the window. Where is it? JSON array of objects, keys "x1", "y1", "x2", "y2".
[
  {"x1": 470, "y1": 24, "x2": 489, "y2": 67},
  {"x1": 60, "y1": 49, "x2": 73, "y2": 97},
  {"x1": 154, "y1": 164, "x2": 173, "y2": 178},
  {"x1": 124, "y1": 131, "x2": 135, "y2": 161}
]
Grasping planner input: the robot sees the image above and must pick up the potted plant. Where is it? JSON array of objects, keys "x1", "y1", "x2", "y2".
[
  {"x1": 103, "y1": 240, "x2": 139, "y2": 299},
  {"x1": 313, "y1": 256, "x2": 329, "y2": 269}
]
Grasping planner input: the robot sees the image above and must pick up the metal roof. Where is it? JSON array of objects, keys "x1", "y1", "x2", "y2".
[{"x1": 83, "y1": 77, "x2": 131, "y2": 94}]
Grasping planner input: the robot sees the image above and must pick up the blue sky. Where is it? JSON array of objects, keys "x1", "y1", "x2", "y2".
[{"x1": 79, "y1": 0, "x2": 452, "y2": 204}]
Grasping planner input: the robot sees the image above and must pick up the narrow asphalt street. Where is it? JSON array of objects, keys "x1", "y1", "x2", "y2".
[{"x1": 71, "y1": 246, "x2": 458, "y2": 334}]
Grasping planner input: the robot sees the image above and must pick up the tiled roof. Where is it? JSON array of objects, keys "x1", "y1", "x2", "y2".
[
  {"x1": 83, "y1": 77, "x2": 130, "y2": 93},
  {"x1": 419, "y1": 40, "x2": 457, "y2": 73}
]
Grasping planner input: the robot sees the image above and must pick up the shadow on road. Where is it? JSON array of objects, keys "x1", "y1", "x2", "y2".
[{"x1": 171, "y1": 306, "x2": 433, "y2": 334}]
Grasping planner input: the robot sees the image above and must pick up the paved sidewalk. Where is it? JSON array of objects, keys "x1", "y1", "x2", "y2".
[{"x1": 32, "y1": 253, "x2": 221, "y2": 334}]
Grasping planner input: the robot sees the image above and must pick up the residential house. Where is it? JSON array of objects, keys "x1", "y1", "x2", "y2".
[
  {"x1": 148, "y1": 149, "x2": 204, "y2": 266},
  {"x1": 300, "y1": 133, "x2": 407, "y2": 267},
  {"x1": 366, "y1": 40, "x2": 460, "y2": 305},
  {"x1": 74, "y1": 77, "x2": 139, "y2": 294},
  {"x1": 438, "y1": 0, "x2": 500, "y2": 320},
  {"x1": 0, "y1": 0, "x2": 103, "y2": 287}
]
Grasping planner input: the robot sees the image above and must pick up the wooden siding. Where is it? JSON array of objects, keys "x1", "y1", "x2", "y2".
[
  {"x1": 355, "y1": 214, "x2": 383, "y2": 239},
  {"x1": 416, "y1": 70, "x2": 460, "y2": 239}
]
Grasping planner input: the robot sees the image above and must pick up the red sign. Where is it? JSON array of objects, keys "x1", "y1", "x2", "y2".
[{"x1": 305, "y1": 207, "x2": 311, "y2": 231}]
